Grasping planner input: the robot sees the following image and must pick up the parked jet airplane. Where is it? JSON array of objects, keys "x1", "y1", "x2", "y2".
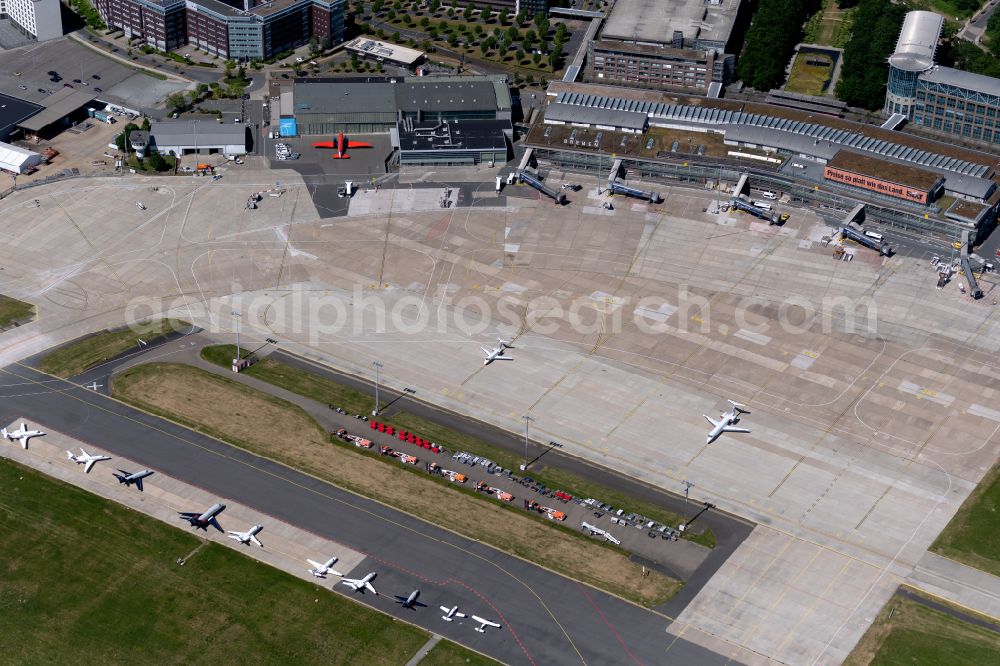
[
  {"x1": 440, "y1": 605, "x2": 467, "y2": 621},
  {"x1": 307, "y1": 556, "x2": 343, "y2": 578},
  {"x1": 228, "y1": 524, "x2": 263, "y2": 547},
  {"x1": 341, "y1": 572, "x2": 378, "y2": 595},
  {"x1": 394, "y1": 589, "x2": 427, "y2": 609},
  {"x1": 482, "y1": 339, "x2": 515, "y2": 365},
  {"x1": 704, "y1": 400, "x2": 750, "y2": 443},
  {"x1": 2, "y1": 422, "x2": 44, "y2": 448},
  {"x1": 472, "y1": 615, "x2": 501, "y2": 634},
  {"x1": 66, "y1": 448, "x2": 111, "y2": 473},
  {"x1": 112, "y1": 468, "x2": 154, "y2": 491},
  {"x1": 312, "y1": 132, "x2": 373, "y2": 159},
  {"x1": 179, "y1": 503, "x2": 226, "y2": 531}
]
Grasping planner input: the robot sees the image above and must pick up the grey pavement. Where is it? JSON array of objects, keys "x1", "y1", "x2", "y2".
[
  {"x1": 0, "y1": 362, "x2": 752, "y2": 666},
  {"x1": 906, "y1": 551, "x2": 1000, "y2": 620}
]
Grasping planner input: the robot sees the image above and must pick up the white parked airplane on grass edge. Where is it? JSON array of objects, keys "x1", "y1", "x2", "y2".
[
  {"x1": 472, "y1": 615, "x2": 501, "y2": 633},
  {"x1": 441, "y1": 605, "x2": 467, "y2": 621},
  {"x1": 228, "y1": 524, "x2": 263, "y2": 546},
  {"x1": 341, "y1": 572, "x2": 378, "y2": 594},
  {"x1": 2, "y1": 422, "x2": 44, "y2": 448},
  {"x1": 307, "y1": 556, "x2": 343, "y2": 578},
  {"x1": 482, "y1": 339, "x2": 515, "y2": 365},
  {"x1": 66, "y1": 448, "x2": 111, "y2": 473},
  {"x1": 704, "y1": 400, "x2": 750, "y2": 443}
]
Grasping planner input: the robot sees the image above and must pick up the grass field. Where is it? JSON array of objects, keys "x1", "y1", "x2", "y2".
[
  {"x1": 0, "y1": 295, "x2": 34, "y2": 328},
  {"x1": 0, "y1": 457, "x2": 429, "y2": 664},
  {"x1": 846, "y1": 588, "x2": 1000, "y2": 666},
  {"x1": 39, "y1": 318, "x2": 189, "y2": 378},
  {"x1": 201, "y1": 345, "x2": 714, "y2": 548},
  {"x1": 784, "y1": 54, "x2": 834, "y2": 96},
  {"x1": 931, "y1": 463, "x2": 1000, "y2": 577},
  {"x1": 113, "y1": 363, "x2": 682, "y2": 607},
  {"x1": 421, "y1": 640, "x2": 502, "y2": 666},
  {"x1": 803, "y1": 0, "x2": 855, "y2": 48}
]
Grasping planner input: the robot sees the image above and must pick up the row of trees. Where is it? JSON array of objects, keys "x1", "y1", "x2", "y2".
[
  {"x1": 736, "y1": 0, "x2": 821, "y2": 90},
  {"x1": 835, "y1": 0, "x2": 907, "y2": 109}
]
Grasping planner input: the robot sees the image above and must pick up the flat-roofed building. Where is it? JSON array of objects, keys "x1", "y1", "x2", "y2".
[
  {"x1": 394, "y1": 118, "x2": 510, "y2": 166},
  {"x1": 149, "y1": 120, "x2": 248, "y2": 155},
  {"x1": 345, "y1": 37, "x2": 424, "y2": 69},
  {"x1": 824, "y1": 150, "x2": 944, "y2": 205},
  {"x1": 0, "y1": 0, "x2": 62, "y2": 41},
  {"x1": 584, "y1": 0, "x2": 742, "y2": 94}
]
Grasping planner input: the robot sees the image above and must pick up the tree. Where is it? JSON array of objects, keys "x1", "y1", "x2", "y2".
[
  {"x1": 515, "y1": 10, "x2": 526, "y2": 25},
  {"x1": 532, "y1": 52, "x2": 541, "y2": 66},
  {"x1": 533, "y1": 12, "x2": 549, "y2": 38},
  {"x1": 310, "y1": 35, "x2": 319, "y2": 53},
  {"x1": 141, "y1": 116, "x2": 151, "y2": 131},
  {"x1": 351, "y1": 52, "x2": 360, "y2": 70},
  {"x1": 554, "y1": 22, "x2": 568, "y2": 44},
  {"x1": 834, "y1": 0, "x2": 907, "y2": 109},
  {"x1": 115, "y1": 122, "x2": 139, "y2": 151},
  {"x1": 165, "y1": 92, "x2": 187, "y2": 114},
  {"x1": 372, "y1": 0, "x2": 384, "y2": 12},
  {"x1": 393, "y1": 0, "x2": 402, "y2": 10},
  {"x1": 474, "y1": 24, "x2": 484, "y2": 35},
  {"x1": 447, "y1": 7, "x2": 454, "y2": 17},
  {"x1": 420, "y1": 16, "x2": 430, "y2": 28},
  {"x1": 498, "y1": 7, "x2": 509, "y2": 25},
  {"x1": 480, "y1": 38, "x2": 491, "y2": 56},
  {"x1": 147, "y1": 150, "x2": 167, "y2": 172},
  {"x1": 548, "y1": 44, "x2": 562, "y2": 69},
  {"x1": 392, "y1": 31, "x2": 401, "y2": 42},
  {"x1": 735, "y1": 0, "x2": 822, "y2": 90},
  {"x1": 463, "y1": 3, "x2": 474, "y2": 20},
  {"x1": 506, "y1": 25, "x2": 519, "y2": 44},
  {"x1": 516, "y1": 47, "x2": 525, "y2": 62},
  {"x1": 428, "y1": 0, "x2": 439, "y2": 11}
]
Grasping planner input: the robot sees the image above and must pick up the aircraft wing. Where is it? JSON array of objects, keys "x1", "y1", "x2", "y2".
[
  {"x1": 178, "y1": 512, "x2": 198, "y2": 519},
  {"x1": 249, "y1": 534, "x2": 262, "y2": 547},
  {"x1": 473, "y1": 615, "x2": 501, "y2": 628},
  {"x1": 341, "y1": 578, "x2": 362, "y2": 589},
  {"x1": 703, "y1": 415, "x2": 721, "y2": 427},
  {"x1": 480, "y1": 347, "x2": 493, "y2": 355},
  {"x1": 83, "y1": 459, "x2": 96, "y2": 474},
  {"x1": 19, "y1": 436, "x2": 29, "y2": 448},
  {"x1": 135, "y1": 477, "x2": 145, "y2": 492},
  {"x1": 346, "y1": 140, "x2": 373, "y2": 149},
  {"x1": 312, "y1": 141, "x2": 336, "y2": 148},
  {"x1": 307, "y1": 559, "x2": 324, "y2": 570},
  {"x1": 722, "y1": 426, "x2": 751, "y2": 435},
  {"x1": 439, "y1": 606, "x2": 452, "y2": 613},
  {"x1": 364, "y1": 581, "x2": 378, "y2": 595},
  {"x1": 208, "y1": 516, "x2": 224, "y2": 532},
  {"x1": 493, "y1": 356, "x2": 514, "y2": 361}
]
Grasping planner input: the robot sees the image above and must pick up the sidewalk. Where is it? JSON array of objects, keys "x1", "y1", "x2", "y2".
[{"x1": 906, "y1": 551, "x2": 1000, "y2": 621}]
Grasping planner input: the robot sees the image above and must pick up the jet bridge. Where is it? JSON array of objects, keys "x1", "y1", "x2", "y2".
[
  {"x1": 840, "y1": 226, "x2": 891, "y2": 256},
  {"x1": 960, "y1": 255, "x2": 984, "y2": 299},
  {"x1": 517, "y1": 171, "x2": 567, "y2": 205},
  {"x1": 731, "y1": 198, "x2": 779, "y2": 224},
  {"x1": 609, "y1": 180, "x2": 663, "y2": 203}
]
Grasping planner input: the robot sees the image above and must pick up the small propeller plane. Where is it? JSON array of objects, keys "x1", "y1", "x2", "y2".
[
  {"x1": 66, "y1": 448, "x2": 111, "y2": 473},
  {"x1": 440, "y1": 605, "x2": 467, "y2": 621},
  {"x1": 472, "y1": 615, "x2": 501, "y2": 634},
  {"x1": 312, "y1": 131, "x2": 373, "y2": 159}
]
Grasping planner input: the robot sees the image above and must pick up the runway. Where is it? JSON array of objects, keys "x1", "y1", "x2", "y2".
[{"x1": 0, "y1": 362, "x2": 747, "y2": 666}]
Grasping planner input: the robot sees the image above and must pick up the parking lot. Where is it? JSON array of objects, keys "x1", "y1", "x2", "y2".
[{"x1": 0, "y1": 38, "x2": 189, "y2": 113}]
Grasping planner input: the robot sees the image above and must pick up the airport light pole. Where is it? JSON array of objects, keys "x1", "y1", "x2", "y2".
[
  {"x1": 521, "y1": 415, "x2": 534, "y2": 471},
  {"x1": 372, "y1": 360, "x2": 383, "y2": 417},
  {"x1": 231, "y1": 310, "x2": 241, "y2": 361},
  {"x1": 681, "y1": 480, "x2": 694, "y2": 531}
]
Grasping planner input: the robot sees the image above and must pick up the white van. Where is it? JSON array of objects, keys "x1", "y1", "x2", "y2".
[
  {"x1": 752, "y1": 201, "x2": 772, "y2": 211},
  {"x1": 864, "y1": 230, "x2": 884, "y2": 242},
  {"x1": 761, "y1": 191, "x2": 777, "y2": 200}
]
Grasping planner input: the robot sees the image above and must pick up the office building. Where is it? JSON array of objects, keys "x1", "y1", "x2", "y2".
[
  {"x1": 95, "y1": 0, "x2": 344, "y2": 60},
  {"x1": 885, "y1": 10, "x2": 1000, "y2": 148},
  {"x1": 584, "y1": 0, "x2": 741, "y2": 95},
  {"x1": 0, "y1": 0, "x2": 63, "y2": 41}
]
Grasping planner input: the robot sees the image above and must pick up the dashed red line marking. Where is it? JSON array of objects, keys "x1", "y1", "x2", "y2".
[{"x1": 577, "y1": 582, "x2": 643, "y2": 666}]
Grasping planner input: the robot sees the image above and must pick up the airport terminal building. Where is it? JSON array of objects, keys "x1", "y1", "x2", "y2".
[
  {"x1": 528, "y1": 81, "x2": 1000, "y2": 242},
  {"x1": 95, "y1": 0, "x2": 345, "y2": 59},
  {"x1": 885, "y1": 10, "x2": 1000, "y2": 149}
]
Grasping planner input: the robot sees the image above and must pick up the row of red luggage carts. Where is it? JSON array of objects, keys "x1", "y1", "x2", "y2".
[{"x1": 370, "y1": 421, "x2": 443, "y2": 454}]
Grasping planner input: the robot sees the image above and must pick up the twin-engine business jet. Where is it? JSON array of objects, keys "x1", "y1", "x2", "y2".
[
  {"x1": 228, "y1": 524, "x2": 264, "y2": 547},
  {"x1": 113, "y1": 468, "x2": 154, "y2": 491},
  {"x1": 482, "y1": 339, "x2": 515, "y2": 365},
  {"x1": 307, "y1": 556, "x2": 343, "y2": 578},
  {"x1": 472, "y1": 615, "x2": 501, "y2": 634},
  {"x1": 312, "y1": 132, "x2": 373, "y2": 159},
  {"x1": 341, "y1": 572, "x2": 378, "y2": 595},
  {"x1": 2, "y1": 422, "x2": 44, "y2": 448},
  {"x1": 394, "y1": 589, "x2": 427, "y2": 609},
  {"x1": 179, "y1": 503, "x2": 226, "y2": 531},
  {"x1": 704, "y1": 400, "x2": 750, "y2": 443},
  {"x1": 66, "y1": 448, "x2": 111, "y2": 473},
  {"x1": 440, "y1": 605, "x2": 467, "y2": 621}
]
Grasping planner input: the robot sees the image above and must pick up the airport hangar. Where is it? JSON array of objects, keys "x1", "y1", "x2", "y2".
[
  {"x1": 526, "y1": 80, "x2": 1000, "y2": 243},
  {"x1": 0, "y1": 88, "x2": 99, "y2": 142},
  {"x1": 279, "y1": 75, "x2": 513, "y2": 165}
]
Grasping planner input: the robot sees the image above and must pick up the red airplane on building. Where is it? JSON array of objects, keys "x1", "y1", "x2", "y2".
[{"x1": 312, "y1": 132, "x2": 373, "y2": 159}]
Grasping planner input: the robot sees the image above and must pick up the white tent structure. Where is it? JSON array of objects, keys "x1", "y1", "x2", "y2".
[{"x1": 0, "y1": 142, "x2": 44, "y2": 174}]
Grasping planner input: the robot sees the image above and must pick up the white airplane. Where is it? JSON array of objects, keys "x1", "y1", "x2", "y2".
[
  {"x1": 112, "y1": 468, "x2": 154, "y2": 491},
  {"x1": 704, "y1": 400, "x2": 750, "y2": 443},
  {"x1": 440, "y1": 605, "x2": 467, "y2": 622},
  {"x1": 394, "y1": 589, "x2": 427, "y2": 609},
  {"x1": 66, "y1": 448, "x2": 111, "y2": 473},
  {"x1": 340, "y1": 572, "x2": 378, "y2": 595},
  {"x1": 481, "y1": 339, "x2": 515, "y2": 366},
  {"x1": 179, "y1": 502, "x2": 226, "y2": 532},
  {"x1": 228, "y1": 524, "x2": 263, "y2": 547},
  {"x1": 307, "y1": 556, "x2": 343, "y2": 578},
  {"x1": 472, "y1": 615, "x2": 501, "y2": 634},
  {"x1": 2, "y1": 422, "x2": 44, "y2": 449}
]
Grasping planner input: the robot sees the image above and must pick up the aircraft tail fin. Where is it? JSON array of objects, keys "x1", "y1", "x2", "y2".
[
  {"x1": 0, "y1": 428, "x2": 6, "y2": 438},
  {"x1": 67, "y1": 450, "x2": 75, "y2": 460},
  {"x1": 728, "y1": 400, "x2": 748, "y2": 412}
]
